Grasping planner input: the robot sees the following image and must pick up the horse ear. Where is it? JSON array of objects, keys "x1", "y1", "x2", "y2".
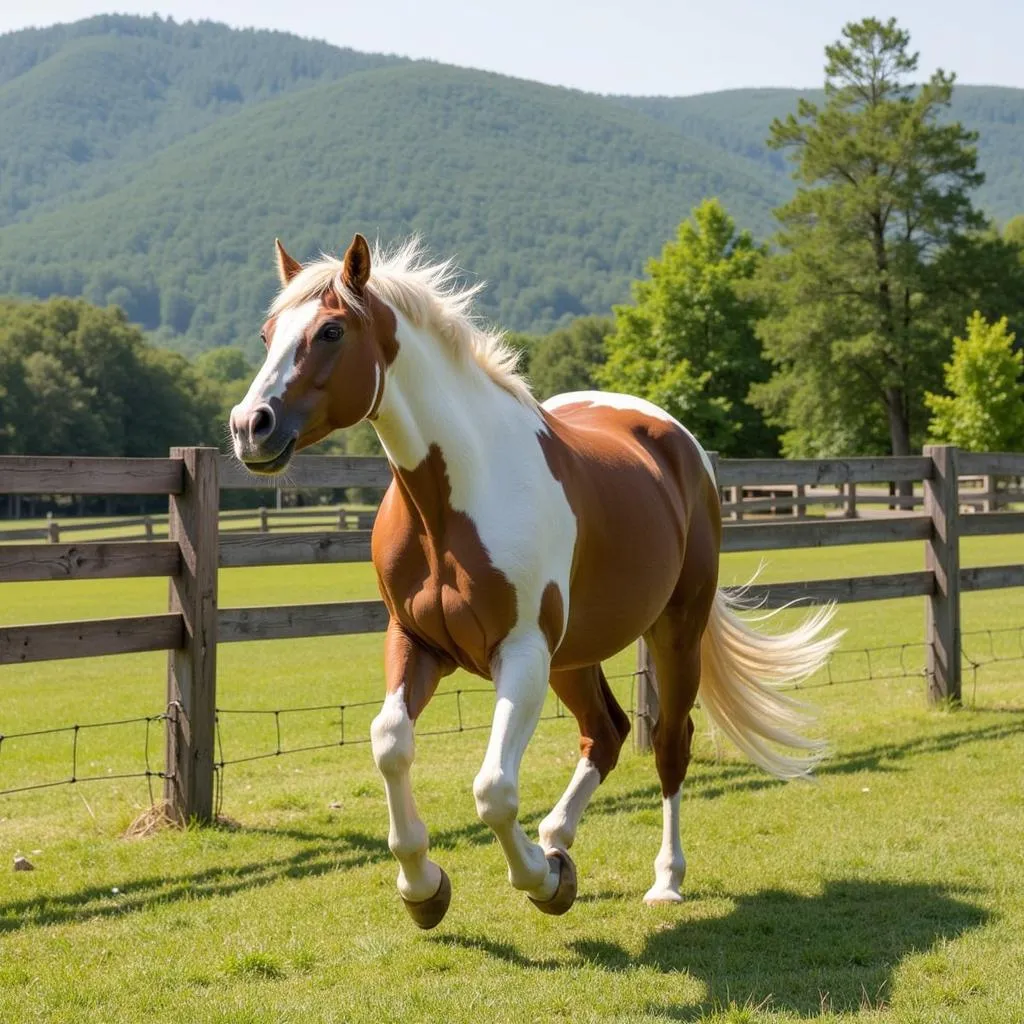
[
  {"x1": 342, "y1": 233, "x2": 371, "y2": 293},
  {"x1": 275, "y1": 238, "x2": 302, "y2": 285}
]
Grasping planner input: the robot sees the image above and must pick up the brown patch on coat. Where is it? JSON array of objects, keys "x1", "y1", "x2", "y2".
[
  {"x1": 256, "y1": 285, "x2": 401, "y2": 451},
  {"x1": 383, "y1": 618, "x2": 455, "y2": 719},
  {"x1": 372, "y1": 443, "x2": 518, "y2": 678},
  {"x1": 549, "y1": 664, "x2": 631, "y2": 779},
  {"x1": 538, "y1": 581, "x2": 565, "y2": 654},
  {"x1": 535, "y1": 400, "x2": 718, "y2": 671}
]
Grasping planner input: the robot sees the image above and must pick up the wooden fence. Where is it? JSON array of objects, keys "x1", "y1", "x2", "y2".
[
  {"x1": 0, "y1": 503, "x2": 376, "y2": 543},
  {"x1": 2, "y1": 446, "x2": 1023, "y2": 821}
]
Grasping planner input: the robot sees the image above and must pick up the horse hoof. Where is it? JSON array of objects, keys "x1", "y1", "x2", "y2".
[
  {"x1": 401, "y1": 868, "x2": 451, "y2": 930},
  {"x1": 528, "y1": 849, "x2": 577, "y2": 916}
]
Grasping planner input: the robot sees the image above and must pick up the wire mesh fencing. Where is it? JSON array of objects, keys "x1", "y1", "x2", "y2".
[
  {"x1": 2, "y1": 630, "x2": 1021, "y2": 807},
  {"x1": 0, "y1": 710, "x2": 172, "y2": 801}
]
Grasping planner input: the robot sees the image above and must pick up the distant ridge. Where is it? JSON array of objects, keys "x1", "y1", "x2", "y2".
[{"x1": 0, "y1": 15, "x2": 1020, "y2": 352}]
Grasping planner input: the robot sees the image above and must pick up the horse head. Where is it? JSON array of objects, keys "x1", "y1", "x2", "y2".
[{"x1": 229, "y1": 234, "x2": 395, "y2": 475}]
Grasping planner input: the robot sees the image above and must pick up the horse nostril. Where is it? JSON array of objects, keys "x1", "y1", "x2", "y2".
[{"x1": 249, "y1": 404, "x2": 275, "y2": 442}]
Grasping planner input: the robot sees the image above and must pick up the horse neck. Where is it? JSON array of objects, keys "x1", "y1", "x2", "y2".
[{"x1": 371, "y1": 313, "x2": 524, "y2": 486}]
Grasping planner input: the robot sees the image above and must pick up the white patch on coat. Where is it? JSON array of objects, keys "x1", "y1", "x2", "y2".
[
  {"x1": 373, "y1": 314, "x2": 576, "y2": 649},
  {"x1": 236, "y1": 299, "x2": 320, "y2": 412},
  {"x1": 543, "y1": 390, "x2": 716, "y2": 483},
  {"x1": 538, "y1": 758, "x2": 602, "y2": 853},
  {"x1": 370, "y1": 685, "x2": 443, "y2": 902},
  {"x1": 643, "y1": 790, "x2": 686, "y2": 904}
]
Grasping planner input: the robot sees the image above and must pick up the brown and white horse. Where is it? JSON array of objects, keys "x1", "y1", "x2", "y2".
[{"x1": 229, "y1": 234, "x2": 840, "y2": 928}]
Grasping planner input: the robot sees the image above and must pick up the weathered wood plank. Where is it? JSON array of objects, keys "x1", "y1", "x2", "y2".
[
  {"x1": 0, "y1": 456, "x2": 183, "y2": 495},
  {"x1": 218, "y1": 454, "x2": 392, "y2": 490},
  {"x1": 0, "y1": 542, "x2": 179, "y2": 583},
  {"x1": 958, "y1": 451, "x2": 1024, "y2": 477},
  {"x1": 742, "y1": 571, "x2": 934, "y2": 609},
  {"x1": 218, "y1": 600, "x2": 389, "y2": 642},
  {"x1": 924, "y1": 445, "x2": 961, "y2": 704},
  {"x1": 959, "y1": 565, "x2": 1024, "y2": 592},
  {"x1": 0, "y1": 614, "x2": 183, "y2": 664},
  {"x1": 165, "y1": 447, "x2": 220, "y2": 824},
  {"x1": 716, "y1": 456, "x2": 931, "y2": 487},
  {"x1": 0, "y1": 527, "x2": 48, "y2": 541},
  {"x1": 721, "y1": 516, "x2": 931, "y2": 552},
  {"x1": 219, "y1": 531, "x2": 373, "y2": 568},
  {"x1": 958, "y1": 512, "x2": 1024, "y2": 537}
]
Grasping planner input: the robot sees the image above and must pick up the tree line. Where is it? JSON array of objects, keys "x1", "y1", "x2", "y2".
[
  {"x1": 1, "y1": 17, "x2": 1022, "y2": 500},
  {"x1": 522, "y1": 18, "x2": 1024, "y2": 472}
]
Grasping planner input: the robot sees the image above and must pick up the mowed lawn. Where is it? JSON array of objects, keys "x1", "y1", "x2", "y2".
[{"x1": 1, "y1": 536, "x2": 1023, "y2": 1023}]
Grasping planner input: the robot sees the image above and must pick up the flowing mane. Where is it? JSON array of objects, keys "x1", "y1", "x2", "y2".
[{"x1": 271, "y1": 237, "x2": 535, "y2": 406}]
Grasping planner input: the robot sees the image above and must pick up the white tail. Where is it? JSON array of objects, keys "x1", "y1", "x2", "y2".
[{"x1": 698, "y1": 587, "x2": 843, "y2": 780}]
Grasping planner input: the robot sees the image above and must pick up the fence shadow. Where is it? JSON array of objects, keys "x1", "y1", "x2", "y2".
[
  {"x1": 0, "y1": 825, "x2": 389, "y2": 933},
  {"x1": 588, "y1": 715, "x2": 1024, "y2": 816},
  {"x1": 440, "y1": 879, "x2": 988, "y2": 1019}
]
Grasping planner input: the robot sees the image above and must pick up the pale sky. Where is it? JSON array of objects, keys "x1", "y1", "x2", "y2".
[{"x1": 1, "y1": 0, "x2": 1021, "y2": 96}]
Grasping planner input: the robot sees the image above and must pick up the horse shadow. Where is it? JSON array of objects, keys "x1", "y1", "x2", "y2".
[{"x1": 440, "y1": 879, "x2": 989, "y2": 1019}]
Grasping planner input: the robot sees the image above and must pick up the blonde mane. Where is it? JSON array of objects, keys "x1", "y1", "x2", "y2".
[{"x1": 270, "y1": 238, "x2": 535, "y2": 406}]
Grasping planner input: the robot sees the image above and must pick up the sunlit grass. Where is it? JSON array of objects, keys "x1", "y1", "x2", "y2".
[{"x1": 1, "y1": 535, "x2": 1022, "y2": 1021}]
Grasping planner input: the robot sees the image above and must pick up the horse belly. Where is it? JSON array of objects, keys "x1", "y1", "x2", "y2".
[{"x1": 552, "y1": 500, "x2": 687, "y2": 669}]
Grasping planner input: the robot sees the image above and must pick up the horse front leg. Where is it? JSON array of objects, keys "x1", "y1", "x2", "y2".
[
  {"x1": 370, "y1": 620, "x2": 453, "y2": 929},
  {"x1": 473, "y1": 633, "x2": 577, "y2": 915}
]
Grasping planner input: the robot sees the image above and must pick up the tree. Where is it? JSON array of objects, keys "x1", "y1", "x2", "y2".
[
  {"x1": 510, "y1": 316, "x2": 611, "y2": 401},
  {"x1": 925, "y1": 313, "x2": 1024, "y2": 451},
  {"x1": 750, "y1": 18, "x2": 1024, "y2": 469},
  {"x1": 599, "y1": 199, "x2": 776, "y2": 456},
  {"x1": 0, "y1": 297, "x2": 219, "y2": 456},
  {"x1": 1004, "y1": 216, "x2": 1024, "y2": 249}
]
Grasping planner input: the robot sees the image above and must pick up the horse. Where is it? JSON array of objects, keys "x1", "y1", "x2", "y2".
[{"x1": 228, "y1": 233, "x2": 840, "y2": 929}]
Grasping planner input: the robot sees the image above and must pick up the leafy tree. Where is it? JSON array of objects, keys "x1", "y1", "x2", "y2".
[
  {"x1": 599, "y1": 199, "x2": 776, "y2": 456},
  {"x1": 1004, "y1": 216, "x2": 1024, "y2": 248},
  {"x1": 925, "y1": 313, "x2": 1024, "y2": 451},
  {"x1": 0, "y1": 297, "x2": 218, "y2": 456},
  {"x1": 510, "y1": 316, "x2": 611, "y2": 400},
  {"x1": 750, "y1": 18, "x2": 1024, "y2": 470}
]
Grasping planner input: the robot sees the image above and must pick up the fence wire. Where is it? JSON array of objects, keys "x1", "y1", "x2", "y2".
[
  {"x1": 0, "y1": 710, "x2": 172, "y2": 800},
  {"x1": 3, "y1": 630, "x2": 1021, "y2": 806},
  {"x1": 210, "y1": 672, "x2": 640, "y2": 817}
]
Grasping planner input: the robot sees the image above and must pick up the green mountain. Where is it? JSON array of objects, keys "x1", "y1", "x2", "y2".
[{"x1": 0, "y1": 16, "x2": 1021, "y2": 354}]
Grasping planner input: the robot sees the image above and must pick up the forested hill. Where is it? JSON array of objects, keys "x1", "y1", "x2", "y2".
[{"x1": 1, "y1": 16, "x2": 1022, "y2": 355}]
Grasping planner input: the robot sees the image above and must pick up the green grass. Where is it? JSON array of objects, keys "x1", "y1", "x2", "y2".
[{"x1": 1, "y1": 537, "x2": 1023, "y2": 1022}]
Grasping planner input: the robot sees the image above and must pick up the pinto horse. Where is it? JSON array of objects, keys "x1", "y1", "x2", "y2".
[{"x1": 229, "y1": 233, "x2": 840, "y2": 928}]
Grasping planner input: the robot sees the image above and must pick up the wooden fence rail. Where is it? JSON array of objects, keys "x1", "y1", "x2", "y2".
[{"x1": 2, "y1": 445, "x2": 1023, "y2": 821}]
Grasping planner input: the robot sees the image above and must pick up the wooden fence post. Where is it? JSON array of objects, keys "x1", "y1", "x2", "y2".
[
  {"x1": 981, "y1": 474, "x2": 995, "y2": 513},
  {"x1": 733, "y1": 486, "x2": 744, "y2": 522},
  {"x1": 924, "y1": 445, "x2": 961, "y2": 705},
  {"x1": 46, "y1": 513, "x2": 59, "y2": 543},
  {"x1": 165, "y1": 447, "x2": 220, "y2": 823},
  {"x1": 143, "y1": 515, "x2": 154, "y2": 540},
  {"x1": 845, "y1": 482, "x2": 858, "y2": 519},
  {"x1": 259, "y1": 506, "x2": 268, "y2": 532},
  {"x1": 634, "y1": 638, "x2": 660, "y2": 753}
]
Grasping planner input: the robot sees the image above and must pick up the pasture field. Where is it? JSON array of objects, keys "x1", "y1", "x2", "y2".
[{"x1": 1, "y1": 536, "x2": 1023, "y2": 1023}]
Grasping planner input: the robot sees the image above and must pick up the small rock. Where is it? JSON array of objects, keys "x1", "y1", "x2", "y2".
[
  {"x1": 329, "y1": 801, "x2": 342, "y2": 810},
  {"x1": 13, "y1": 856, "x2": 34, "y2": 872}
]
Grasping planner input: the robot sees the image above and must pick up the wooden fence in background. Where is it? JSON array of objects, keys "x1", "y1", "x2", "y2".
[{"x1": 2, "y1": 446, "x2": 1023, "y2": 820}]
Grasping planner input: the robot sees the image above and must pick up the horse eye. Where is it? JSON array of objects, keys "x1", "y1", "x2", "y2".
[
  {"x1": 260, "y1": 331, "x2": 269, "y2": 348},
  {"x1": 320, "y1": 323, "x2": 343, "y2": 342}
]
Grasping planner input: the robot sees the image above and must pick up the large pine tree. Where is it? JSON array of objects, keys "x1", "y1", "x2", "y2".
[{"x1": 750, "y1": 18, "x2": 1022, "y2": 468}]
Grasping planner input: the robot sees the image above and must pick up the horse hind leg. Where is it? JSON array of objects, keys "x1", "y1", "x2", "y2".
[
  {"x1": 538, "y1": 664, "x2": 631, "y2": 858},
  {"x1": 642, "y1": 591, "x2": 713, "y2": 905}
]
